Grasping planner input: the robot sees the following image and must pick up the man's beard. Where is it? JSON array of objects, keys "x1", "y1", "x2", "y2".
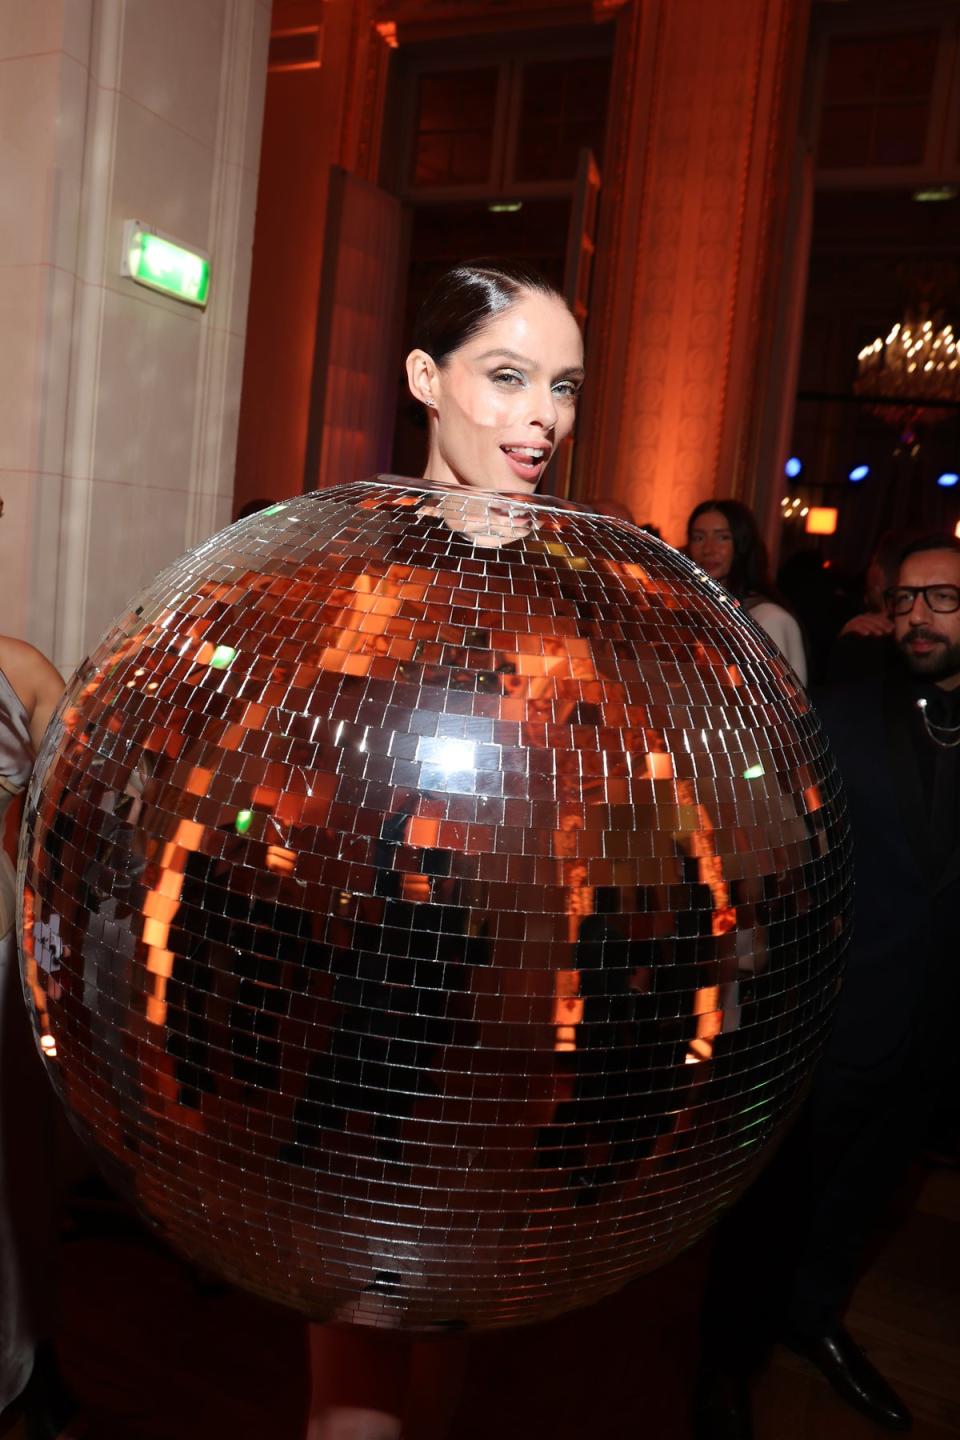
[{"x1": 898, "y1": 626, "x2": 960, "y2": 682}]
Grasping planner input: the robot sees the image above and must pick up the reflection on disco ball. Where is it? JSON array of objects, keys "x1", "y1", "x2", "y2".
[{"x1": 18, "y1": 480, "x2": 850, "y2": 1331}]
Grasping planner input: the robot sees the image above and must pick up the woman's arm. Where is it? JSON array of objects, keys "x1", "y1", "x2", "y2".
[
  {"x1": 0, "y1": 636, "x2": 65, "y2": 751},
  {"x1": 748, "y1": 602, "x2": 808, "y2": 686}
]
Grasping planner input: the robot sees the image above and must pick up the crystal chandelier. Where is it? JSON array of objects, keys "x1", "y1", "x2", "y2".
[{"x1": 855, "y1": 311, "x2": 960, "y2": 437}]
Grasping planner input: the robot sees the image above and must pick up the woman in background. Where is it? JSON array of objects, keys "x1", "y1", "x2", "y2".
[{"x1": 686, "y1": 498, "x2": 808, "y2": 685}]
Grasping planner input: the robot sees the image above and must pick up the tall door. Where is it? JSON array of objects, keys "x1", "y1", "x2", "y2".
[
  {"x1": 304, "y1": 167, "x2": 410, "y2": 491},
  {"x1": 550, "y1": 148, "x2": 601, "y2": 499}
]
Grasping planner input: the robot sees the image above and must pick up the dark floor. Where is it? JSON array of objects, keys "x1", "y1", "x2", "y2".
[{"x1": 5, "y1": 1164, "x2": 959, "y2": 1439}]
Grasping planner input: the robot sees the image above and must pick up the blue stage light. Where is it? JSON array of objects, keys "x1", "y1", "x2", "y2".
[
  {"x1": 937, "y1": 472, "x2": 959, "y2": 487},
  {"x1": 848, "y1": 465, "x2": 869, "y2": 482},
  {"x1": 784, "y1": 456, "x2": 803, "y2": 478}
]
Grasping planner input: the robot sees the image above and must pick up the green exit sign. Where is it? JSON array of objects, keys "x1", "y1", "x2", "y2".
[{"x1": 122, "y1": 220, "x2": 211, "y2": 307}]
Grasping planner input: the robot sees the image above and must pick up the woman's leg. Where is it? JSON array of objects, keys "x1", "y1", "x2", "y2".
[
  {"x1": 306, "y1": 1325, "x2": 405, "y2": 1440},
  {"x1": 306, "y1": 1326, "x2": 467, "y2": 1440}
]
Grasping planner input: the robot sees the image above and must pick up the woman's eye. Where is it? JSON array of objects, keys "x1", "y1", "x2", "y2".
[
  {"x1": 553, "y1": 380, "x2": 581, "y2": 400},
  {"x1": 491, "y1": 369, "x2": 524, "y2": 387}
]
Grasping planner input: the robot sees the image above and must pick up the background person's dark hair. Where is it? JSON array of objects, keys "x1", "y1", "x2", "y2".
[
  {"x1": 686, "y1": 497, "x2": 782, "y2": 603},
  {"x1": 898, "y1": 533, "x2": 960, "y2": 566},
  {"x1": 411, "y1": 260, "x2": 564, "y2": 367}
]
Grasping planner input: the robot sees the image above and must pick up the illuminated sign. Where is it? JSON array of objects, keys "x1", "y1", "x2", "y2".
[
  {"x1": 805, "y1": 507, "x2": 838, "y2": 536},
  {"x1": 122, "y1": 220, "x2": 210, "y2": 307}
]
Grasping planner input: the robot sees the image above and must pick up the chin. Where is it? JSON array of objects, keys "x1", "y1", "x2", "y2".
[{"x1": 903, "y1": 652, "x2": 943, "y2": 677}]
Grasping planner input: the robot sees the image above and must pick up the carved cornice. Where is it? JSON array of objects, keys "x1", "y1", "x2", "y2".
[
  {"x1": 372, "y1": 0, "x2": 599, "y2": 40},
  {"x1": 374, "y1": 0, "x2": 591, "y2": 15}
]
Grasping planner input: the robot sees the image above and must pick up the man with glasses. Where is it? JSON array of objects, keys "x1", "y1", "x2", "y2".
[{"x1": 695, "y1": 534, "x2": 960, "y2": 1439}]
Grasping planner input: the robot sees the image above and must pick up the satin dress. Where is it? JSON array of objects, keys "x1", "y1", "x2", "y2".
[{"x1": 0, "y1": 666, "x2": 39, "y2": 1412}]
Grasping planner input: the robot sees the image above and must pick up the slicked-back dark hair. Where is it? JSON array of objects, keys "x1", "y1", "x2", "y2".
[
  {"x1": 411, "y1": 260, "x2": 565, "y2": 366},
  {"x1": 899, "y1": 533, "x2": 960, "y2": 565}
]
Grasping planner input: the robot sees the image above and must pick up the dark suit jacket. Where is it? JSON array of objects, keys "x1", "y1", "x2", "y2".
[{"x1": 814, "y1": 668, "x2": 960, "y2": 1074}]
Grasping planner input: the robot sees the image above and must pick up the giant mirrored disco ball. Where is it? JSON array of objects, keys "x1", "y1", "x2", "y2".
[{"x1": 18, "y1": 479, "x2": 850, "y2": 1330}]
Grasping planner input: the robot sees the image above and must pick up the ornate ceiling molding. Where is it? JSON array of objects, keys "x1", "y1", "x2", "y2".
[{"x1": 372, "y1": 0, "x2": 605, "y2": 40}]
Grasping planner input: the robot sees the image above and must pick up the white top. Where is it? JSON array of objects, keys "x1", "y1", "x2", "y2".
[{"x1": 746, "y1": 600, "x2": 807, "y2": 685}]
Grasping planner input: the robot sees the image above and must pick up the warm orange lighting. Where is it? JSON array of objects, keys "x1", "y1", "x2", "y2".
[
  {"x1": 646, "y1": 750, "x2": 675, "y2": 780},
  {"x1": 40, "y1": 1034, "x2": 57, "y2": 1059},
  {"x1": 803, "y1": 784, "x2": 823, "y2": 813},
  {"x1": 955, "y1": 520, "x2": 960, "y2": 539},
  {"x1": 805, "y1": 507, "x2": 838, "y2": 536},
  {"x1": 266, "y1": 844, "x2": 297, "y2": 876},
  {"x1": 553, "y1": 969, "x2": 583, "y2": 1052},
  {"x1": 267, "y1": 25, "x2": 323, "y2": 72},
  {"x1": 376, "y1": 21, "x2": 398, "y2": 47}
]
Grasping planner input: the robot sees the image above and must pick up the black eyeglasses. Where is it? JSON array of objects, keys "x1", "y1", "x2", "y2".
[{"x1": 885, "y1": 584, "x2": 960, "y2": 615}]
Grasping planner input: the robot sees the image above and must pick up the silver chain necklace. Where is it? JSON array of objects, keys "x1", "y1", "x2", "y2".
[{"x1": 916, "y1": 696, "x2": 960, "y2": 749}]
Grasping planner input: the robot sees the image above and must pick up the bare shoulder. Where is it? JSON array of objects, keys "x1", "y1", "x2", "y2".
[{"x1": 0, "y1": 634, "x2": 63, "y2": 714}]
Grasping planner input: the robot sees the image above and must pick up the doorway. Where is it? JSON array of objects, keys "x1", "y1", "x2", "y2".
[
  {"x1": 383, "y1": 35, "x2": 611, "y2": 480},
  {"x1": 304, "y1": 27, "x2": 613, "y2": 494},
  {"x1": 379, "y1": 26, "x2": 613, "y2": 489}
]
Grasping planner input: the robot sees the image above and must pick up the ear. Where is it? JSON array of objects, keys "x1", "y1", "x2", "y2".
[{"x1": 405, "y1": 348, "x2": 440, "y2": 410}]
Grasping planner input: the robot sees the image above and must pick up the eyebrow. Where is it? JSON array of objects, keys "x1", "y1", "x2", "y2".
[{"x1": 474, "y1": 348, "x2": 585, "y2": 380}]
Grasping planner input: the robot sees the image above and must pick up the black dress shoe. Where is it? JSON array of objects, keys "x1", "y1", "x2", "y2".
[
  {"x1": 782, "y1": 1327, "x2": 911, "y2": 1431},
  {"x1": 692, "y1": 1368, "x2": 754, "y2": 1440}
]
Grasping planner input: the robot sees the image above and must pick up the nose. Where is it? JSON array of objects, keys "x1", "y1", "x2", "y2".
[{"x1": 529, "y1": 383, "x2": 558, "y2": 431}]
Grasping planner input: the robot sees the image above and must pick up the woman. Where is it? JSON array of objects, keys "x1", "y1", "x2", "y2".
[
  {"x1": 0, "y1": 629, "x2": 71, "y2": 1437},
  {"x1": 686, "y1": 498, "x2": 808, "y2": 684},
  {"x1": 405, "y1": 260, "x2": 583, "y2": 495},
  {"x1": 309, "y1": 261, "x2": 583, "y2": 1440}
]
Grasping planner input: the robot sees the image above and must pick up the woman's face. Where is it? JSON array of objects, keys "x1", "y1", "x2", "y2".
[
  {"x1": 408, "y1": 290, "x2": 584, "y2": 495},
  {"x1": 688, "y1": 509, "x2": 735, "y2": 583}
]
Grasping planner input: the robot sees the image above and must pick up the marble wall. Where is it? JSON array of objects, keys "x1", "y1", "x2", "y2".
[{"x1": 0, "y1": 0, "x2": 269, "y2": 670}]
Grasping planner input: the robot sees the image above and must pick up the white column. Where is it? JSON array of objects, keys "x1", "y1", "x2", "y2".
[
  {"x1": 0, "y1": 0, "x2": 269, "y2": 672},
  {"x1": 0, "y1": 0, "x2": 93, "y2": 657}
]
